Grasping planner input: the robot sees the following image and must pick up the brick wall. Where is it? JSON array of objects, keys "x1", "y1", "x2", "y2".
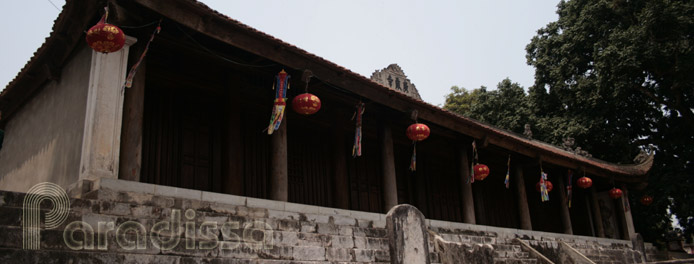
[{"x1": 0, "y1": 178, "x2": 669, "y2": 263}]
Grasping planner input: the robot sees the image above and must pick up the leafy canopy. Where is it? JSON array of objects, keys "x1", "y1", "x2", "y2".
[{"x1": 445, "y1": 0, "x2": 694, "y2": 244}]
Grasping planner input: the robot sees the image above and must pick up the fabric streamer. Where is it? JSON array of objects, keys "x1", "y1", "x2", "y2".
[
  {"x1": 268, "y1": 70, "x2": 290, "y2": 134},
  {"x1": 504, "y1": 155, "x2": 511, "y2": 189},
  {"x1": 352, "y1": 102, "x2": 365, "y2": 157},
  {"x1": 540, "y1": 169, "x2": 549, "y2": 202},
  {"x1": 469, "y1": 141, "x2": 478, "y2": 184},
  {"x1": 123, "y1": 19, "x2": 162, "y2": 90},
  {"x1": 567, "y1": 170, "x2": 573, "y2": 208},
  {"x1": 409, "y1": 142, "x2": 417, "y2": 171}
]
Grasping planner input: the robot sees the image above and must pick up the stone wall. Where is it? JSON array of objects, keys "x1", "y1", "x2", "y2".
[
  {"x1": 0, "y1": 178, "x2": 670, "y2": 263},
  {"x1": 0, "y1": 44, "x2": 92, "y2": 192}
]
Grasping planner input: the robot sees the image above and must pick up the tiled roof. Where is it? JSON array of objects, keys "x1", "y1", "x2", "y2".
[{"x1": 0, "y1": 0, "x2": 653, "y2": 182}]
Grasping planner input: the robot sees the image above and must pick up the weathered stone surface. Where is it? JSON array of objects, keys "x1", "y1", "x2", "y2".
[
  {"x1": 292, "y1": 246, "x2": 326, "y2": 261},
  {"x1": 432, "y1": 233, "x2": 494, "y2": 264},
  {"x1": 370, "y1": 64, "x2": 422, "y2": 99},
  {"x1": 326, "y1": 247, "x2": 353, "y2": 261},
  {"x1": 386, "y1": 204, "x2": 430, "y2": 264}
]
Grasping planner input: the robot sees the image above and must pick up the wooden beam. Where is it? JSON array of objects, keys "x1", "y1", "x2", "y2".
[
  {"x1": 118, "y1": 46, "x2": 146, "y2": 182},
  {"x1": 515, "y1": 162, "x2": 532, "y2": 230},
  {"x1": 459, "y1": 145, "x2": 475, "y2": 224},
  {"x1": 270, "y1": 118, "x2": 288, "y2": 201},
  {"x1": 556, "y1": 174, "x2": 574, "y2": 235},
  {"x1": 131, "y1": 0, "x2": 649, "y2": 183},
  {"x1": 381, "y1": 124, "x2": 399, "y2": 212}
]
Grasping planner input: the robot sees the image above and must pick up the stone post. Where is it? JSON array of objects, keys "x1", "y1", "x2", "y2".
[
  {"x1": 386, "y1": 204, "x2": 430, "y2": 264},
  {"x1": 79, "y1": 36, "x2": 136, "y2": 181},
  {"x1": 557, "y1": 174, "x2": 574, "y2": 234},
  {"x1": 381, "y1": 125, "x2": 398, "y2": 212},
  {"x1": 270, "y1": 118, "x2": 288, "y2": 201},
  {"x1": 459, "y1": 146, "x2": 476, "y2": 224},
  {"x1": 515, "y1": 164, "x2": 532, "y2": 230}
]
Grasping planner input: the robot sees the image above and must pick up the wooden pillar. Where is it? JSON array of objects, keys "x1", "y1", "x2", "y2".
[
  {"x1": 557, "y1": 174, "x2": 574, "y2": 235},
  {"x1": 473, "y1": 185, "x2": 486, "y2": 225},
  {"x1": 333, "y1": 128, "x2": 349, "y2": 209},
  {"x1": 590, "y1": 187, "x2": 606, "y2": 237},
  {"x1": 223, "y1": 88, "x2": 243, "y2": 195},
  {"x1": 118, "y1": 43, "x2": 145, "y2": 182},
  {"x1": 515, "y1": 164, "x2": 532, "y2": 230},
  {"x1": 381, "y1": 125, "x2": 398, "y2": 212},
  {"x1": 459, "y1": 147, "x2": 475, "y2": 224},
  {"x1": 270, "y1": 118, "x2": 288, "y2": 201},
  {"x1": 616, "y1": 187, "x2": 637, "y2": 240}
]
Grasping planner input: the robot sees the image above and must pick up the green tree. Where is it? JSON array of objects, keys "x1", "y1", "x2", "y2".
[
  {"x1": 445, "y1": 0, "x2": 693, "y2": 244},
  {"x1": 444, "y1": 79, "x2": 531, "y2": 133},
  {"x1": 525, "y1": 0, "x2": 694, "y2": 243}
]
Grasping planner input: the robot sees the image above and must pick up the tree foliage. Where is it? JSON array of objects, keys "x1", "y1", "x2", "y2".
[{"x1": 445, "y1": 0, "x2": 694, "y2": 244}]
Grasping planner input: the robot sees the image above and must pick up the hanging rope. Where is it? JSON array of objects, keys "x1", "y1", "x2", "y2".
[{"x1": 409, "y1": 110, "x2": 419, "y2": 171}]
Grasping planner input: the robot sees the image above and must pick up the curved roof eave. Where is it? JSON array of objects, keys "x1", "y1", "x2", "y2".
[{"x1": 0, "y1": 0, "x2": 653, "y2": 183}]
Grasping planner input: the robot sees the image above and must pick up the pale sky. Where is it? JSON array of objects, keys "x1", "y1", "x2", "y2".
[{"x1": 0, "y1": 0, "x2": 560, "y2": 106}]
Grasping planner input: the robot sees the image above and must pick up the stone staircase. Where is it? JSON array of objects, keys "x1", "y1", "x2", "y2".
[
  {"x1": 428, "y1": 227, "x2": 542, "y2": 264},
  {"x1": 565, "y1": 240, "x2": 645, "y2": 264}
]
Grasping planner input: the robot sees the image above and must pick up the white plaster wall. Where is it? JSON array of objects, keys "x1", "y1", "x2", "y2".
[{"x1": 0, "y1": 44, "x2": 92, "y2": 192}]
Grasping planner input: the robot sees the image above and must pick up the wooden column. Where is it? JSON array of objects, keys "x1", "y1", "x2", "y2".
[
  {"x1": 333, "y1": 128, "x2": 349, "y2": 209},
  {"x1": 515, "y1": 164, "x2": 532, "y2": 230},
  {"x1": 557, "y1": 175, "x2": 574, "y2": 234},
  {"x1": 590, "y1": 187, "x2": 606, "y2": 237},
  {"x1": 473, "y1": 185, "x2": 486, "y2": 225},
  {"x1": 223, "y1": 88, "x2": 243, "y2": 195},
  {"x1": 459, "y1": 147, "x2": 475, "y2": 224},
  {"x1": 616, "y1": 187, "x2": 637, "y2": 240},
  {"x1": 270, "y1": 118, "x2": 288, "y2": 201},
  {"x1": 381, "y1": 125, "x2": 398, "y2": 212},
  {"x1": 118, "y1": 44, "x2": 145, "y2": 182}
]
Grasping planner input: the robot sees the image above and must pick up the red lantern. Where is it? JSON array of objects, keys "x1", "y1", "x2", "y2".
[
  {"x1": 406, "y1": 123, "x2": 430, "y2": 141},
  {"x1": 473, "y1": 164, "x2": 490, "y2": 181},
  {"x1": 609, "y1": 188, "x2": 623, "y2": 199},
  {"x1": 640, "y1": 195, "x2": 653, "y2": 206},
  {"x1": 86, "y1": 16, "x2": 125, "y2": 53},
  {"x1": 577, "y1": 176, "x2": 592, "y2": 189},
  {"x1": 536, "y1": 180, "x2": 554, "y2": 192},
  {"x1": 292, "y1": 93, "x2": 321, "y2": 115}
]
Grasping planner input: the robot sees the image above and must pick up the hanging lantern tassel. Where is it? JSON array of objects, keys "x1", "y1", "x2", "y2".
[
  {"x1": 352, "y1": 102, "x2": 365, "y2": 157},
  {"x1": 268, "y1": 70, "x2": 290, "y2": 135},
  {"x1": 567, "y1": 170, "x2": 573, "y2": 208},
  {"x1": 540, "y1": 170, "x2": 550, "y2": 202},
  {"x1": 409, "y1": 142, "x2": 417, "y2": 171},
  {"x1": 123, "y1": 19, "x2": 162, "y2": 90},
  {"x1": 504, "y1": 155, "x2": 510, "y2": 189}
]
